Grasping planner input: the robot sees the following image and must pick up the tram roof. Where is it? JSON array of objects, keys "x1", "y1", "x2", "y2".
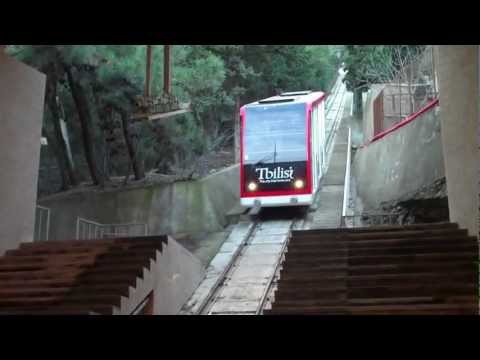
[{"x1": 243, "y1": 91, "x2": 326, "y2": 109}]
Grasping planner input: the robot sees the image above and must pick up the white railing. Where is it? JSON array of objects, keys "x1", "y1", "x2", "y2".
[
  {"x1": 342, "y1": 127, "x2": 352, "y2": 220},
  {"x1": 76, "y1": 217, "x2": 149, "y2": 240},
  {"x1": 323, "y1": 73, "x2": 348, "y2": 173},
  {"x1": 34, "y1": 206, "x2": 51, "y2": 241}
]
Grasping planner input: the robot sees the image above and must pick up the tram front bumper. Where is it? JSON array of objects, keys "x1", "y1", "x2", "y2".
[{"x1": 241, "y1": 194, "x2": 313, "y2": 208}]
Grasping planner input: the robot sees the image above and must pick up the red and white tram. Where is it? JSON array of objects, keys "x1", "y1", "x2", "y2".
[{"x1": 240, "y1": 91, "x2": 327, "y2": 208}]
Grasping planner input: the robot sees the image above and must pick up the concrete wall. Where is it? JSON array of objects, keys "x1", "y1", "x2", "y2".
[
  {"x1": 0, "y1": 53, "x2": 46, "y2": 255},
  {"x1": 114, "y1": 236, "x2": 205, "y2": 315},
  {"x1": 39, "y1": 164, "x2": 240, "y2": 240},
  {"x1": 353, "y1": 106, "x2": 445, "y2": 210},
  {"x1": 434, "y1": 45, "x2": 479, "y2": 236}
]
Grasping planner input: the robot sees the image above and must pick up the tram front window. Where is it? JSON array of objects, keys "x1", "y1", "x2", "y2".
[{"x1": 244, "y1": 103, "x2": 306, "y2": 165}]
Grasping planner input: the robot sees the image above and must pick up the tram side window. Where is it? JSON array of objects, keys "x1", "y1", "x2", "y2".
[{"x1": 244, "y1": 103, "x2": 307, "y2": 164}]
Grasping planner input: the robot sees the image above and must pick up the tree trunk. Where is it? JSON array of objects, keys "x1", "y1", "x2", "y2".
[
  {"x1": 42, "y1": 129, "x2": 70, "y2": 192},
  {"x1": 91, "y1": 88, "x2": 110, "y2": 182},
  {"x1": 65, "y1": 65, "x2": 104, "y2": 186},
  {"x1": 353, "y1": 89, "x2": 363, "y2": 118},
  {"x1": 46, "y1": 72, "x2": 78, "y2": 187},
  {"x1": 120, "y1": 111, "x2": 145, "y2": 180}
]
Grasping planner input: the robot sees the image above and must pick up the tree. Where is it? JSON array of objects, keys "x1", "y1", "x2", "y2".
[
  {"x1": 8, "y1": 45, "x2": 340, "y2": 194},
  {"x1": 44, "y1": 62, "x2": 78, "y2": 188},
  {"x1": 12, "y1": 45, "x2": 79, "y2": 190},
  {"x1": 342, "y1": 45, "x2": 426, "y2": 117}
]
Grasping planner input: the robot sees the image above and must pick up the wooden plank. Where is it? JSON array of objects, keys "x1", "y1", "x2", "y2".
[
  {"x1": 271, "y1": 223, "x2": 478, "y2": 315},
  {"x1": 292, "y1": 228, "x2": 468, "y2": 241},
  {"x1": 131, "y1": 103, "x2": 191, "y2": 121},
  {"x1": 275, "y1": 283, "x2": 477, "y2": 300},
  {"x1": 280, "y1": 261, "x2": 477, "y2": 276},
  {"x1": 284, "y1": 251, "x2": 478, "y2": 266},
  {"x1": 291, "y1": 222, "x2": 458, "y2": 236},
  {"x1": 287, "y1": 243, "x2": 477, "y2": 257},
  {"x1": 288, "y1": 235, "x2": 477, "y2": 249},
  {"x1": 0, "y1": 264, "x2": 142, "y2": 281},
  {"x1": 0, "y1": 293, "x2": 121, "y2": 307},
  {"x1": 279, "y1": 272, "x2": 477, "y2": 286}
]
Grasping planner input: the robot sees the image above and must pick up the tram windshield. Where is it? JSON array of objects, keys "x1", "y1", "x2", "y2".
[{"x1": 244, "y1": 103, "x2": 306, "y2": 164}]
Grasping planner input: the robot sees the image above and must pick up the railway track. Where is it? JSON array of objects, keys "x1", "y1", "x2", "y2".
[
  {"x1": 200, "y1": 218, "x2": 298, "y2": 315},
  {"x1": 181, "y1": 70, "x2": 350, "y2": 315}
]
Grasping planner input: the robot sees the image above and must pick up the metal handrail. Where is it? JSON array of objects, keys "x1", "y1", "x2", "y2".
[
  {"x1": 323, "y1": 78, "x2": 347, "y2": 173},
  {"x1": 342, "y1": 127, "x2": 352, "y2": 219},
  {"x1": 76, "y1": 217, "x2": 149, "y2": 240},
  {"x1": 35, "y1": 206, "x2": 51, "y2": 241}
]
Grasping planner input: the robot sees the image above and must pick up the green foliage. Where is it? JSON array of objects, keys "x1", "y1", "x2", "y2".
[
  {"x1": 12, "y1": 45, "x2": 340, "y2": 188},
  {"x1": 342, "y1": 45, "x2": 427, "y2": 93}
]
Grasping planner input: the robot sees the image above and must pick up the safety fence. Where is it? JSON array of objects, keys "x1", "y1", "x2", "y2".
[
  {"x1": 373, "y1": 46, "x2": 439, "y2": 136},
  {"x1": 34, "y1": 206, "x2": 51, "y2": 241},
  {"x1": 342, "y1": 127, "x2": 352, "y2": 219},
  {"x1": 76, "y1": 217, "x2": 149, "y2": 240}
]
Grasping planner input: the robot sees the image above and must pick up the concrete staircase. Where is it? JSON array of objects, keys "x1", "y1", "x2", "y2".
[
  {"x1": 0, "y1": 236, "x2": 169, "y2": 314},
  {"x1": 265, "y1": 222, "x2": 479, "y2": 315}
]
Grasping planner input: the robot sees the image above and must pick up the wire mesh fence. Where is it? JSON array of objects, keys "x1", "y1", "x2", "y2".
[
  {"x1": 372, "y1": 46, "x2": 439, "y2": 134},
  {"x1": 384, "y1": 46, "x2": 438, "y2": 119}
]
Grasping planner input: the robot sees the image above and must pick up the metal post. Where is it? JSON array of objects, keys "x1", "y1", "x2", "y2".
[
  {"x1": 431, "y1": 46, "x2": 437, "y2": 97},
  {"x1": 145, "y1": 45, "x2": 153, "y2": 98},
  {"x1": 398, "y1": 81, "x2": 402, "y2": 118},
  {"x1": 407, "y1": 66, "x2": 413, "y2": 113},
  {"x1": 164, "y1": 45, "x2": 171, "y2": 95},
  {"x1": 37, "y1": 208, "x2": 42, "y2": 241},
  {"x1": 45, "y1": 208, "x2": 50, "y2": 241}
]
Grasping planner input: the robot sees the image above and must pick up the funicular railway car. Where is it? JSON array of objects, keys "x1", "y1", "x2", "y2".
[{"x1": 240, "y1": 91, "x2": 327, "y2": 208}]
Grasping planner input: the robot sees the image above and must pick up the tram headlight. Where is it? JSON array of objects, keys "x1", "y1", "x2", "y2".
[
  {"x1": 294, "y1": 179, "x2": 305, "y2": 189},
  {"x1": 247, "y1": 182, "x2": 258, "y2": 191}
]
